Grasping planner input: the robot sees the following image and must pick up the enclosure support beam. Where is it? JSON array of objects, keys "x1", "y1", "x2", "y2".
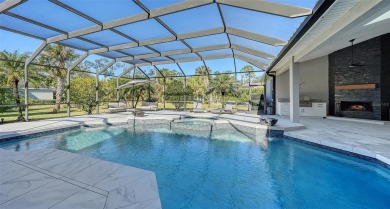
[
  {"x1": 163, "y1": 78, "x2": 166, "y2": 110},
  {"x1": 176, "y1": 63, "x2": 187, "y2": 111},
  {"x1": 0, "y1": 0, "x2": 25, "y2": 13},
  {"x1": 66, "y1": 52, "x2": 88, "y2": 117},
  {"x1": 24, "y1": 41, "x2": 47, "y2": 121},
  {"x1": 153, "y1": 65, "x2": 165, "y2": 79},
  {"x1": 154, "y1": 65, "x2": 165, "y2": 110},
  {"x1": 116, "y1": 77, "x2": 120, "y2": 102},
  {"x1": 233, "y1": 57, "x2": 237, "y2": 80},
  {"x1": 136, "y1": 67, "x2": 150, "y2": 80},
  {"x1": 248, "y1": 73, "x2": 252, "y2": 112},
  {"x1": 131, "y1": 69, "x2": 135, "y2": 108},
  {"x1": 215, "y1": 0, "x2": 312, "y2": 18},
  {"x1": 184, "y1": 76, "x2": 187, "y2": 111},
  {"x1": 289, "y1": 56, "x2": 300, "y2": 123}
]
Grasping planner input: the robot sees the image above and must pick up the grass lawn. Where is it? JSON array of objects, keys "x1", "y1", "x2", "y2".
[{"x1": 1, "y1": 105, "x2": 107, "y2": 124}]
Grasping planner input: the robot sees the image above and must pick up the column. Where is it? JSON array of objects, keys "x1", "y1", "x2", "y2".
[
  {"x1": 184, "y1": 77, "x2": 187, "y2": 111},
  {"x1": 289, "y1": 56, "x2": 300, "y2": 123},
  {"x1": 24, "y1": 63, "x2": 29, "y2": 121},
  {"x1": 163, "y1": 78, "x2": 166, "y2": 110},
  {"x1": 96, "y1": 73, "x2": 99, "y2": 114},
  {"x1": 67, "y1": 70, "x2": 71, "y2": 116},
  {"x1": 116, "y1": 78, "x2": 119, "y2": 102}
]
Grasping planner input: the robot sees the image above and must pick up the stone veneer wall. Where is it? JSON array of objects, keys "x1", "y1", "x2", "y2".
[{"x1": 329, "y1": 33, "x2": 390, "y2": 120}]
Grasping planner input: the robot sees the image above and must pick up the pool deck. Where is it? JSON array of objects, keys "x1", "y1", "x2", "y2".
[
  {"x1": 0, "y1": 110, "x2": 389, "y2": 208},
  {"x1": 0, "y1": 148, "x2": 161, "y2": 209}
]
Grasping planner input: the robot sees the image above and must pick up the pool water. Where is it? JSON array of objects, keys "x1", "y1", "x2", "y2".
[{"x1": 1, "y1": 126, "x2": 389, "y2": 209}]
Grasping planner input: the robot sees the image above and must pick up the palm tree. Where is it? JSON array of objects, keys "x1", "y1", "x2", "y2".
[
  {"x1": 195, "y1": 65, "x2": 211, "y2": 106},
  {"x1": 206, "y1": 74, "x2": 239, "y2": 108},
  {"x1": 0, "y1": 50, "x2": 29, "y2": 121},
  {"x1": 39, "y1": 44, "x2": 79, "y2": 113}
]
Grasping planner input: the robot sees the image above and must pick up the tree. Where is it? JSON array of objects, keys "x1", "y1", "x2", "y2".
[
  {"x1": 0, "y1": 88, "x2": 14, "y2": 122},
  {"x1": 166, "y1": 80, "x2": 192, "y2": 110},
  {"x1": 39, "y1": 44, "x2": 79, "y2": 113},
  {"x1": 85, "y1": 58, "x2": 125, "y2": 78},
  {"x1": 153, "y1": 68, "x2": 178, "y2": 104},
  {"x1": 0, "y1": 50, "x2": 29, "y2": 121},
  {"x1": 195, "y1": 65, "x2": 211, "y2": 102},
  {"x1": 206, "y1": 74, "x2": 239, "y2": 108},
  {"x1": 70, "y1": 76, "x2": 97, "y2": 114},
  {"x1": 132, "y1": 84, "x2": 155, "y2": 107},
  {"x1": 240, "y1": 65, "x2": 255, "y2": 84}
]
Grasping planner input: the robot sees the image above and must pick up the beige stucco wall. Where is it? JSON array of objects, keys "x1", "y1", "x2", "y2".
[{"x1": 275, "y1": 55, "x2": 329, "y2": 103}]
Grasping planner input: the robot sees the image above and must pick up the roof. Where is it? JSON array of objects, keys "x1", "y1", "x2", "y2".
[{"x1": 0, "y1": 0, "x2": 319, "y2": 77}]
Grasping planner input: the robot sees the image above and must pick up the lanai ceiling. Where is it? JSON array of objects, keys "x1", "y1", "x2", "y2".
[{"x1": 0, "y1": 0, "x2": 318, "y2": 77}]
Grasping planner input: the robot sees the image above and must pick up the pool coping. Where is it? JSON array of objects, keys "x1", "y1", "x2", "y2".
[
  {"x1": 0, "y1": 122, "x2": 128, "y2": 142},
  {"x1": 1, "y1": 118, "x2": 389, "y2": 169}
]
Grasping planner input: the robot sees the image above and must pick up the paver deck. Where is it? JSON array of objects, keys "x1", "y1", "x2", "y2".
[
  {"x1": 0, "y1": 148, "x2": 161, "y2": 209},
  {"x1": 284, "y1": 117, "x2": 390, "y2": 166}
]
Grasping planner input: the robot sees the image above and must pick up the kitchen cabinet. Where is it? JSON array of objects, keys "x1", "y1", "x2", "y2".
[{"x1": 277, "y1": 102, "x2": 327, "y2": 117}]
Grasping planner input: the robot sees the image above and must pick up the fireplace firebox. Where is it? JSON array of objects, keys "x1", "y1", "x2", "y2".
[{"x1": 340, "y1": 101, "x2": 373, "y2": 112}]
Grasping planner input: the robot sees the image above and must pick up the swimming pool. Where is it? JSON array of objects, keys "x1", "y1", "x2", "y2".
[{"x1": 1, "y1": 126, "x2": 389, "y2": 209}]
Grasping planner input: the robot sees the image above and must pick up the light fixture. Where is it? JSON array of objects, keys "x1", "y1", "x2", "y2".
[{"x1": 349, "y1": 39, "x2": 365, "y2": 67}]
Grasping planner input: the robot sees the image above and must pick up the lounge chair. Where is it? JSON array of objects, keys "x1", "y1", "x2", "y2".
[
  {"x1": 136, "y1": 101, "x2": 158, "y2": 111},
  {"x1": 223, "y1": 101, "x2": 238, "y2": 114},
  {"x1": 192, "y1": 100, "x2": 205, "y2": 113},
  {"x1": 106, "y1": 102, "x2": 128, "y2": 113}
]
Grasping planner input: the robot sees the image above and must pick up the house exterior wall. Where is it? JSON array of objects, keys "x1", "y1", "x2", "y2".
[
  {"x1": 275, "y1": 70, "x2": 289, "y2": 101},
  {"x1": 275, "y1": 56, "x2": 329, "y2": 113},
  {"x1": 299, "y1": 56, "x2": 329, "y2": 104},
  {"x1": 25, "y1": 89, "x2": 54, "y2": 100}
]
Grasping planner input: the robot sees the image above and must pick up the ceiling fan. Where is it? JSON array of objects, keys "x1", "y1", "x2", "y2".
[{"x1": 349, "y1": 39, "x2": 365, "y2": 67}]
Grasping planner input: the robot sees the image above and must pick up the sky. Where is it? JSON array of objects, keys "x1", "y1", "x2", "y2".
[{"x1": 0, "y1": 0, "x2": 318, "y2": 77}]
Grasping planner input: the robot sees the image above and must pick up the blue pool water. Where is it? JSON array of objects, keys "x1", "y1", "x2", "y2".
[{"x1": 1, "y1": 126, "x2": 389, "y2": 209}]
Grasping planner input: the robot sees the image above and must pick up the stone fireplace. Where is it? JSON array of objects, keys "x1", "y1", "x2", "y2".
[{"x1": 329, "y1": 33, "x2": 390, "y2": 121}]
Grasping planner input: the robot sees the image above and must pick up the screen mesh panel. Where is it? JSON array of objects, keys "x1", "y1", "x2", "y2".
[
  {"x1": 115, "y1": 19, "x2": 174, "y2": 41},
  {"x1": 58, "y1": 0, "x2": 145, "y2": 23},
  {"x1": 159, "y1": 4, "x2": 223, "y2": 35}
]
